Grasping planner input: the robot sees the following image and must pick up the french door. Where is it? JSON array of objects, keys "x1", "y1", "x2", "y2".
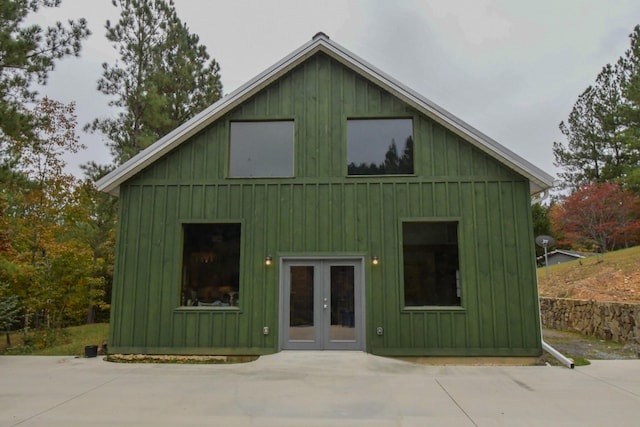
[{"x1": 280, "y1": 258, "x2": 364, "y2": 350}]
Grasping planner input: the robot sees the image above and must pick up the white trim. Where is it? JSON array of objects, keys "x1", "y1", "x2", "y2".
[
  {"x1": 278, "y1": 256, "x2": 366, "y2": 351},
  {"x1": 97, "y1": 34, "x2": 555, "y2": 196},
  {"x1": 535, "y1": 249, "x2": 591, "y2": 262}
]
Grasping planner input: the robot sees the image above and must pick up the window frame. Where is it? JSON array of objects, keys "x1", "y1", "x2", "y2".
[
  {"x1": 399, "y1": 218, "x2": 465, "y2": 311},
  {"x1": 228, "y1": 120, "x2": 295, "y2": 178},
  {"x1": 175, "y1": 219, "x2": 245, "y2": 311},
  {"x1": 346, "y1": 117, "x2": 415, "y2": 177}
]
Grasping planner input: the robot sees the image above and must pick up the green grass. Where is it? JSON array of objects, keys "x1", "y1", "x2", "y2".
[
  {"x1": 2, "y1": 323, "x2": 109, "y2": 356},
  {"x1": 3, "y1": 326, "x2": 257, "y2": 363}
]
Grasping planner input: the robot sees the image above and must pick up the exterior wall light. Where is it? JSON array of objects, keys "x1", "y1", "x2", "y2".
[
  {"x1": 265, "y1": 255, "x2": 273, "y2": 266},
  {"x1": 371, "y1": 255, "x2": 379, "y2": 266}
]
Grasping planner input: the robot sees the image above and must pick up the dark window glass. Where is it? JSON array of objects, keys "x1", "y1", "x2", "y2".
[
  {"x1": 181, "y1": 223, "x2": 241, "y2": 307},
  {"x1": 347, "y1": 119, "x2": 413, "y2": 175},
  {"x1": 229, "y1": 121, "x2": 294, "y2": 177},
  {"x1": 289, "y1": 266, "x2": 315, "y2": 340},
  {"x1": 403, "y1": 222, "x2": 461, "y2": 306}
]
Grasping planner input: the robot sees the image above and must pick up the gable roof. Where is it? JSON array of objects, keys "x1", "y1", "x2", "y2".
[
  {"x1": 96, "y1": 32, "x2": 555, "y2": 196},
  {"x1": 536, "y1": 249, "x2": 593, "y2": 261}
]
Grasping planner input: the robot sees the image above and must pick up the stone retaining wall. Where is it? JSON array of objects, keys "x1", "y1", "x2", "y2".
[{"x1": 539, "y1": 297, "x2": 640, "y2": 343}]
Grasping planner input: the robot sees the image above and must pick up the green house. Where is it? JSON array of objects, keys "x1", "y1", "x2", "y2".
[{"x1": 97, "y1": 33, "x2": 554, "y2": 357}]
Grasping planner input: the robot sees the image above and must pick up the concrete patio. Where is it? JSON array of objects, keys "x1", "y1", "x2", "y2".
[{"x1": 1, "y1": 352, "x2": 639, "y2": 426}]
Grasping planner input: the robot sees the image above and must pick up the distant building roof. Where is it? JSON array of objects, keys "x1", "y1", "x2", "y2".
[{"x1": 537, "y1": 249, "x2": 595, "y2": 265}]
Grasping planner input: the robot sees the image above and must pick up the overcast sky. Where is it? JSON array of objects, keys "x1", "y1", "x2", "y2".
[{"x1": 32, "y1": 0, "x2": 640, "y2": 180}]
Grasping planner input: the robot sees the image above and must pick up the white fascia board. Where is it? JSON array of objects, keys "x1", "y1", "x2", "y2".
[
  {"x1": 97, "y1": 33, "x2": 555, "y2": 196},
  {"x1": 555, "y1": 250, "x2": 586, "y2": 258}
]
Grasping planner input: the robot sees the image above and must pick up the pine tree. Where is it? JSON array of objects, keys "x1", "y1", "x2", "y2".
[
  {"x1": 554, "y1": 24, "x2": 640, "y2": 189},
  {"x1": 86, "y1": 0, "x2": 223, "y2": 165},
  {"x1": 0, "y1": 0, "x2": 90, "y2": 149},
  {"x1": 384, "y1": 139, "x2": 400, "y2": 173},
  {"x1": 619, "y1": 25, "x2": 640, "y2": 189},
  {"x1": 553, "y1": 86, "x2": 606, "y2": 185},
  {"x1": 592, "y1": 63, "x2": 628, "y2": 181},
  {"x1": 399, "y1": 136, "x2": 414, "y2": 174}
]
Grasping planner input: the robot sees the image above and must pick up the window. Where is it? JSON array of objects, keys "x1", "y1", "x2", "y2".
[
  {"x1": 181, "y1": 223, "x2": 241, "y2": 307},
  {"x1": 347, "y1": 118, "x2": 413, "y2": 175},
  {"x1": 402, "y1": 222, "x2": 461, "y2": 306},
  {"x1": 229, "y1": 121, "x2": 294, "y2": 177}
]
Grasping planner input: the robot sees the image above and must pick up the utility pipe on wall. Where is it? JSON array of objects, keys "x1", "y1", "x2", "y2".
[
  {"x1": 542, "y1": 340, "x2": 574, "y2": 369},
  {"x1": 532, "y1": 189, "x2": 574, "y2": 369}
]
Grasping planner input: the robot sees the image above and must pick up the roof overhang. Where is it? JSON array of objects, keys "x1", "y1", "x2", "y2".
[{"x1": 97, "y1": 33, "x2": 555, "y2": 196}]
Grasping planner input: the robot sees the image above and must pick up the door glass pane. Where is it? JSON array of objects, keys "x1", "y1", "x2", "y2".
[
  {"x1": 330, "y1": 266, "x2": 355, "y2": 341},
  {"x1": 289, "y1": 266, "x2": 315, "y2": 341}
]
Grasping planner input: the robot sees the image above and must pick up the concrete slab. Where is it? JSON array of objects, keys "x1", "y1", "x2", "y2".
[{"x1": 1, "y1": 353, "x2": 639, "y2": 426}]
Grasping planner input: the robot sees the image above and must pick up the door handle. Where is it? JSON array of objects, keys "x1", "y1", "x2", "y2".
[{"x1": 323, "y1": 304, "x2": 328, "y2": 309}]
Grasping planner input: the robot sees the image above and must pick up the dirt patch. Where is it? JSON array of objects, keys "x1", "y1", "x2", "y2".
[
  {"x1": 106, "y1": 354, "x2": 259, "y2": 364},
  {"x1": 538, "y1": 248, "x2": 640, "y2": 363},
  {"x1": 543, "y1": 329, "x2": 640, "y2": 361},
  {"x1": 539, "y1": 263, "x2": 640, "y2": 302},
  {"x1": 537, "y1": 248, "x2": 640, "y2": 302}
]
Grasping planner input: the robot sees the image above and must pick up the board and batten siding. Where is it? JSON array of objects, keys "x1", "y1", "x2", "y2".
[{"x1": 109, "y1": 52, "x2": 541, "y2": 356}]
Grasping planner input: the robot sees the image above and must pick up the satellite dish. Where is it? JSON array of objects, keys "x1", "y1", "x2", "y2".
[
  {"x1": 536, "y1": 235, "x2": 556, "y2": 277},
  {"x1": 535, "y1": 235, "x2": 556, "y2": 248}
]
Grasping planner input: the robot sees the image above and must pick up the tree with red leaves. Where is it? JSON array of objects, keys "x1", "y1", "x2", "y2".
[{"x1": 550, "y1": 182, "x2": 640, "y2": 251}]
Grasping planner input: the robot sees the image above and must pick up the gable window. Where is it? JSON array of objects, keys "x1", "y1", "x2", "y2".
[
  {"x1": 181, "y1": 223, "x2": 241, "y2": 307},
  {"x1": 347, "y1": 118, "x2": 413, "y2": 175},
  {"x1": 402, "y1": 221, "x2": 461, "y2": 307},
  {"x1": 229, "y1": 121, "x2": 294, "y2": 177}
]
